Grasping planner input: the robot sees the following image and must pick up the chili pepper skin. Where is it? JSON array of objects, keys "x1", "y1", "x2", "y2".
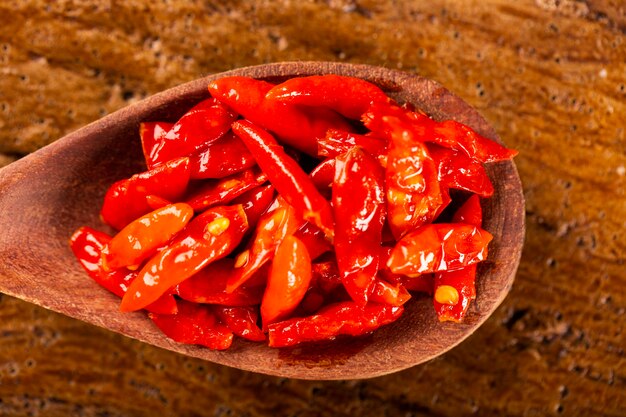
[
  {"x1": 370, "y1": 279, "x2": 411, "y2": 306},
  {"x1": 261, "y1": 235, "x2": 312, "y2": 328},
  {"x1": 333, "y1": 147, "x2": 386, "y2": 305},
  {"x1": 69, "y1": 226, "x2": 177, "y2": 315},
  {"x1": 145, "y1": 194, "x2": 172, "y2": 210},
  {"x1": 293, "y1": 222, "x2": 333, "y2": 261},
  {"x1": 232, "y1": 120, "x2": 335, "y2": 238},
  {"x1": 387, "y1": 223, "x2": 492, "y2": 276},
  {"x1": 103, "y1": 203, "x2": 194, "y2": 270},
  {"x1": 230, "y1": 184, "x2": 276, "y2": 230},
  {"x1": 319, "y1": 129, "x2": 387, "y2": 160},
  {"x1": 101, "y1": 157, "x2": 191, "y2": 230},
  {"x1": 213, "y1": 306, "x2": 266, "y2": 342},
  {"x1": 149, "y1": 98, "x2": 238, "y2": 166},
  {"x1": 226, "y1": 196, "x2": 302, "y2": 293},
  {"x1": 149, "y1": 300, "x2": 233, "y2": 350},
  {"x1": 176, "y1": 258, "x2": 265, "y2": 306},
  {"x1": 265, "y1": 75, "x2": 390, "y2": 120},
  {"x1": 309, "y1": 158, "x2": 335, "y2": 198},
  {"x1": 120, "y1": 205, "x2": 249, "y2": 312},
  {"x1": 185, "y1": 167, "x2": 268, "y2": 212},
  {"x1": 189, "y1": 131, "x2": 256, "y2": 179},
  {"x1": 428, "y1": 144, "x2": 494, "y2": 197},
  {"x1": 384, "y1": 116, "x2": 442, "y2": 239},
  {"x1": 209, "y1": 76, "x2": 352, "y2": 156},
  {"x1": 453, "y1": 194, "x2": 482, "y2": 226},
  {"x1": 268, "y1": 302, "x2": 404, "y2": 348},
  {"x1": 140, "y1": 122, "x2": 173, "y2": 170}
]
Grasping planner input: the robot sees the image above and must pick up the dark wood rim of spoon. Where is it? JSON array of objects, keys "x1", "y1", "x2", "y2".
[{"x1": 0, "y1": 61, "x2": 525, "y2": 380}]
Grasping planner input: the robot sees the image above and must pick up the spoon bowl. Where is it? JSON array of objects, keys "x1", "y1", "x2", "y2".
[{"x1": 0, "y1": 62, "x2": 524, "y2": 380}]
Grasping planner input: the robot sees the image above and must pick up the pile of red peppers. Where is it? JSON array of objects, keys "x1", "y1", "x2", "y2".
[{"x1": 70, "y1": 75, "x2": 517, "y2": 349}]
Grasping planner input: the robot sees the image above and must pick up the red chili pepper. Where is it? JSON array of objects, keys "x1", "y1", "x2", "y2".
[
  {"x1": 369, "y1": 279, "x2": 411, "y2": 306},
  {"x1": 230, "y1": 184, "x2": 276, "y2": 230},
  {"x1": 148, "y1": 98, "x2": 238, "y2": 166},
  {"x1": 213, "y1": 306, "x2": 266, "y2": 342},
  {"x1": 433, "y1": 195, "x2": 482, "y2": 322},
  {"x1": 265, "y1": 75, "x2": 390, "y2": 120},
  {"x1": 145, "y1": 194, "x2": 172, "y2": 210},
  {"x1": 140, "y1": 122, "x2": 173, "y2": 170},
  {"x1": 149, "y1": 300, "x2": 233, "y2": 350},
  {"x1": 384, "y1": 116, "x2": 442, "y2": 238},
  {"x1": 101, "y1": 157, "x2": 191, "y2": 230},
  {"x1": 176, "y1": 258, "x2": 265, "y2": 306},
  {"x1": 185, "y1": 167, "x2": 268, "y2": 212},
  {"x1": 189, "y1": 131, "x2": 256, "y2": 179},
  {"x1": 208, "y1": 76, "x2": 352, "y2": 155},
  {"x1": 293, "y1": 222, "x2": 333, "y2": 261},
  {"x1": 428, "y1": 144, "x2": 494, "y2": 197},
  {"x1": 69, "y1": 227, "x2": 177, "y2": 315},
  {"x1": 226, "y1": 196, "x2": 302, "y2": 293},
  {"x1": 267, "y1": 301, "x2": 404, "y2": 348},
  {"x1": 319, "y1": 129, "x2": 387, "y2": 160},
  {"x1": 333, "y1": 147, "x2": 386, "y2": 304},
  {"x1": 232, "y1": 119, "x2": 335, "y2": 238},
  {"x1": 120, "y1": 205, "x2": 249, "y2": 312},
  {"x1": 310, "y1": 261, "x2": 343, "y2": 294},
  {"x1": 309, "y1": 158, "x2": 335, "y2": 198},
  {"x1": 103, "y1": 203, "x2": 194, "y2": 270},
  {"x1": 261, "y1": 235, "x2": 312, "y2": 328},
  {"x1": 387, "y1": 223, "x2": 493, "y2": 276}
]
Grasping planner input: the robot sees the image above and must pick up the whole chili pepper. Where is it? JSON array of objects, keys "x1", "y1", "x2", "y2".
[
  {"x1": 140, "y1": 122, "x2": 173, "y2": 170},
  {"x1": 268, "y1": 301, "x2": 404, "y2": 348},
  {"x1": 69, "y1": 226, "x2": 177, "y2": 315},
  {"x1": 120, "y1": 204, "x2": 249, "y2": 312},
  {"x1": 333, "y1": 146, "x2": 386, "y2": 305},
  {"x1": 149, "y1": 300, "x2": 233, "y2": 350},
  {"x1": 230, "y1": 184, "x2": 276, "y2": 231},
  {"x1": 176, "y1": 258, "x2": 265, "y2": 306},
  {"x1": 101, "y1": 157, "x2": 191, "y2": 230},
  {"x1": 387, "y1": 223, "x2": 493, "y2": 276},
  {"x1": 318, "y1": 129, "x2": 387, "y2": 161},
  {"x1": 227, "y1": 196, "x2": 302, "y2": 293},
  {"x1": 213, "y1": 306, "x2": 266, "y2": 342},
  {"x1": 428, "y1": 144, "x2": 494, "y2": 197},
  {"x1": 208, "y1": 76, "x2": 352, "y2": 156},
  {"x1": 261, "y1": 235, "x2": 312, "y2": 329},
  {"x1": 185, "y1": 167, "x2": 268, "y2": 212},
  {"x1": 232, "y1": 119, "x2": 335, "y2": 238},
  {"x1": 265, "y1": 75, "x2": 390, "y2": 120},
  {"x1": 148, "y1": 98, "x2": 238, "y2": 166},
  {"x1": 103, "y1": 203, "x2": 194, "y2": 270},
  {"x1": 189, "y1": 131, "x2": 256, "y2": 179}
]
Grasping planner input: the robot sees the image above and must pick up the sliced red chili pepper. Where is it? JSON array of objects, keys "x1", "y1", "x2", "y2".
[
  {"x1": 208, "y1": 76, "x2": 352, "y2": 155},
  {"x1": 185, "y1": 167, "x2": 268, "y2": 212},
  {"x1": 433, "y1": 195, "x2": 483, "y2": 322},
  {"x1": 101, "y1": 157, "x2": 191, "y2": 230},
  {"x1": 176, "y1": 258, "x2": 265, "y2": 306},
  {"x1": 333, "y1": 147, "x2": 386, "y2": 304},
  {"x1": 213, "y1": 306, "x2": 266, "y2": 342},
  {"x1": 140, "y1": 122, "x2": 173, "y2": 170},
  {"x1": 384, "y1": 116, "x2": 442, "y2": 238},
  {"x1": 189, "y1": 131, "x2": 257, "y2": 179},
  {"x1": 232, "y1": 120, "x2": 335, "y2": 238},
  {"x1": 428, "y1": 144, "x2": 494, "y2": 197},
  {"x1": 69, "y1": 226, "x2": 177, "y2": 315},
  {"x1": 149, "y1": 300, "x2": 233, "y2": 350},
  {"x1": 268, "y1": 301, "x2": 404, "y2": 348},
  {"x1": 230, "y1": 184, "x2": 275, "y2": 231},
  {"x1": 369, "y1": 279, "x2": 411, "y2": 306},
  {"x1": 148, "y1": 98, "x2": 238, "y2": 165},
  {"x1": 265, "y1": 75, "x2": 390, "y2": 120},
  {"x1": 226, "y1": 196, "x2": 302, "y2": 293},
  {"x1": 309, "y1": 158, "x2": 335, "y2": 198},
  {"x1": 261, "y1": 235, "x2": 312, "y2": 329},
  {"x1": 387, "y1": 223, "x2": 493, "y2": 276},
  {"x1": 293, "y1": 222, "x2": 333, "y2": 261},
  {"x1": 103, "y1": 203, "x2": 194, "y2": 270},
  {"x1": 319, "y1": 129, "x2": 387, "y2": 160},
  {"x1": 120, "y1": 204, "x2": 249, "y2": 312}
]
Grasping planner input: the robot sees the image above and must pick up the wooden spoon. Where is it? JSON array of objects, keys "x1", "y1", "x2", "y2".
[{"x1": 0, "y1": 62, "x2": 524, "y2": 380}]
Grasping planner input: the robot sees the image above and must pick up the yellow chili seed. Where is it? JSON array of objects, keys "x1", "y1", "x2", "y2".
[
  {"x1": 234, "y1": 250, "x2": 249, "y2": 268},
  {"x1": 434, "y1": 285, "x2": 460, "y2": 305},
  {"x1": 205, "y1": 217, "x2": 230, "y2": 236}
]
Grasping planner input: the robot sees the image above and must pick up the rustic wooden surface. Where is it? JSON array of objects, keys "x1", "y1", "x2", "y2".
[{"x1": 0, "y1": 0, "x2": 624, "y2": 415}]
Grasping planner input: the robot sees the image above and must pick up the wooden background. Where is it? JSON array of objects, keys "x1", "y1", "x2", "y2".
[{"x1": 0, "y1": 0, "x2": 624, "y2": 415}]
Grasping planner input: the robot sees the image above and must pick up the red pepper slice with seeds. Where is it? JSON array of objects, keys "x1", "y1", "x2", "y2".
[
  {"x1": 232, "y1": 119, "x2": 335, "y2": 238},
  {"x1": 120, "y1": 205, "x2": 248, "y2": 312},
  {"x1": 332, "y1": 147, "x2": 386, "y2": 304}
]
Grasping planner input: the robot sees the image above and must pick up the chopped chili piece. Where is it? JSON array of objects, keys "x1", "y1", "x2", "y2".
[{"x1": 370, "y1": 279, "x2": 411, "y2": 306}]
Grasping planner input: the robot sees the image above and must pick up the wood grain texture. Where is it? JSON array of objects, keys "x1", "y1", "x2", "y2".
[{"x1": 0, "y1": 0, "x2": 624, "y2": 415}]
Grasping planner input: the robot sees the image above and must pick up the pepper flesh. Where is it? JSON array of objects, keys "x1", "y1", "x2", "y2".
[
  {"x1": 428, "y1": 144, "x2": 494, "y2": 197},
  {"x1": 140, "y1": 122, "x2": 173, "y2": 170},
  {"x1": 213, "y1": 306, "x2": 266, "y2": 342},
  {"x1": 189, "y1": 131, "x2": 256, "y2": 179}
]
